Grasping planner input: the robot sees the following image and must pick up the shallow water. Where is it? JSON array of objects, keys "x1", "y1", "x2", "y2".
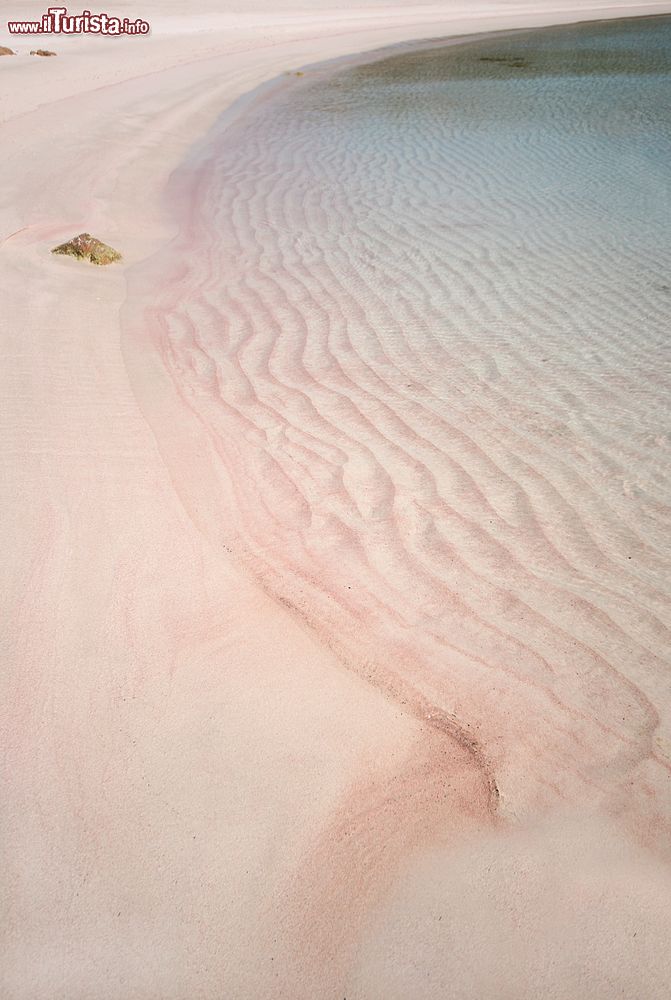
[{"x1": 140, "y1": 16, "x2": 671, "y2": 829}]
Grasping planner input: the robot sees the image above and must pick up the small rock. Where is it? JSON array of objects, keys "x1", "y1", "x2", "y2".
[
  {"x1": 0, "y1": 46, "x2": 16, "y2": 56},
  {"x1": 51, "y1": 233, "x2": 122, "y2": 266},
  {"x1": 30, "y1": 49, "x2": 57, "y2": 57}
]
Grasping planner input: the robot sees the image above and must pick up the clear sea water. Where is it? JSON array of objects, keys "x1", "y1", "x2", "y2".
[
  {"x1": 151, "y1": 15, "x2": 671, "y2": 816},
  {"x1": 190, "y1": 13, "x2": 671, "y2": 516}
]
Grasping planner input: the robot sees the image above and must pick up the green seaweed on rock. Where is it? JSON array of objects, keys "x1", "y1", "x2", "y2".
[{"x1": 52, "y1": 233, "x2": 122, "y2": 266}]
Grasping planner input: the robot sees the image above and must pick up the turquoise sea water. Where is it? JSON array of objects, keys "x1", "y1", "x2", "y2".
[
  {"x1": 193, "y1": 14, "x2": 671, "y2": 503},
  {"x1": 147, "y1": 16, "x2": 671, "y2": 821}
]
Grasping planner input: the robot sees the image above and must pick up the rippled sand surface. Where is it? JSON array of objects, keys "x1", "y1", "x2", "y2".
[{"x1": 123, "y1": 15, "x2": 671, "y2": 995}]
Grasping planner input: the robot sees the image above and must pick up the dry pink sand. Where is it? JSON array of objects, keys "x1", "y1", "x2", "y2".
[{"x1": 2, "y1": 2, "x2": 671, "y2": 998}]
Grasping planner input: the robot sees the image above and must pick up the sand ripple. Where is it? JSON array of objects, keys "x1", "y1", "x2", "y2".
[{"x1": 125, "y1": 19, "x2": 671, "y2": 854}]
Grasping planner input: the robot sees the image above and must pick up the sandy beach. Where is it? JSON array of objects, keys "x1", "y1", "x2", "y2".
[{"x1": 2, "y1": 2, "x2": 671, "y2": 997}]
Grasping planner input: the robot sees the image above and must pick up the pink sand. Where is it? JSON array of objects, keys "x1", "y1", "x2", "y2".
[{"x1": 2, "y1": 2, "x2": 671, "y2": 997}]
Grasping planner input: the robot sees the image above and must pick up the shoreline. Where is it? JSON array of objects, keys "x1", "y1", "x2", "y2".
[
  {"x1": 3, "y1": 3, "x2": 671, "y2": 997},
  {"x1": 139, "y1": 6, "x2": 671, "y2": 270}
]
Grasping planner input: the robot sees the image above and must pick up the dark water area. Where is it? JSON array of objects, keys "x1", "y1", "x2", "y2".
[{"x1": 354, "y1": 14, "x2": 671, "y2": 80}]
